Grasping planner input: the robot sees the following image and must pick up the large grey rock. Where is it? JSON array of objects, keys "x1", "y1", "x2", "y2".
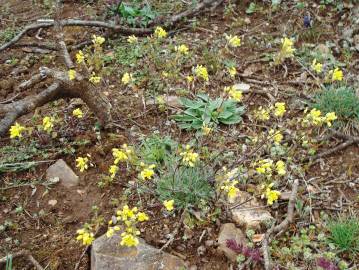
[
  {"x1": 217, "y1": 223, "x2": 246, "y2": 262},
  {"x1": 46, "y1": 159, "x2": 79, "y2": 188},
  {"x1": 230, "y1": 191, "x2": 273, "y2": 230},
  {"x1": 92, "y1": 234, "x2": 186, "y2": 270}
]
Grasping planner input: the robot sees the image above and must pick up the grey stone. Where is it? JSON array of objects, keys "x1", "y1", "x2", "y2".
[
  {"x1": 92, "y1": 233, "x2": 186, "y2": 270},
  {"x1": 230, "y1": 191, "x2": 273, "y2": 230},
  {"x1": 217, "y1": 223, "x2": 246, "y2": 262},
  {"x1": 46, "y1": 159, "x2": 79, "y2": 188}
]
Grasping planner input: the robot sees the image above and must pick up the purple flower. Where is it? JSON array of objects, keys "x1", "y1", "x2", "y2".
[
  {"x1": 317, "y1": 257, "x2": 339, "y2": 270},
  {"x1": 226, "y1": 239, "x2": 262, "y2": 262}
]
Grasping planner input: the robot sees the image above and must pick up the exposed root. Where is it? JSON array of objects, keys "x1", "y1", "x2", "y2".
[
  {"x1": 262, "y1": 179, "x2": 299, "y2": 270},
  {"x1": 0, "y1": 0, "x2": 219, "y2": 53},
  {"x1": 0, "y1": 67, "x2": 112, "y2": 136}
]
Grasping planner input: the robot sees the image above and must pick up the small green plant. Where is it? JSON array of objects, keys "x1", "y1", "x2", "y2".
[
  {"x1": 156, "y1": 165, "x2": 214, "y2": 209},
  {"x1": 327, "y1": 217, "x2": 359, "y2": 255},
  {"x1": 139, "y1": 134, "x2": 177, "y2": 166},
  {"x1": 0, "y1": 27, "x2": 16, "y2": 43},
  {"x1": 109, "y1": 2, "x2": 158, "y2": 27},
  {"x1": 173, "y1": 94, "x2": 245, "y2": 130},
  {"x1": 313, "y1": 86, "x2": 359, "y2": 122}
]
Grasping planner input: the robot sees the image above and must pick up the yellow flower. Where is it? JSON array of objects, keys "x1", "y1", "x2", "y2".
[
  {"x1": 109, "y1": 165, "x2": 119, "y2": 179},
  {"x1": 186, "y1": 75, "x2": 194, "y2": 83},
  {"x1": 154, "y1": 26, "x2": 167, "y2": 39},
  {"x1": 76, "y1": 228, "x2": 94, "y2": 245},
  {"x1": 180, "y1": 145, "x2": 199, "y2": 167},
  {"x1": 254, "y1": 107, "x2": 270, "y2": 121},
  {"x1": 265, "y1": 184, "x2": 281, "y2": 205},
  {"x1": 331, "y1": 67, "x2": 343, "y2": 82},
  {"x1": 202, "y1": 124, "x2": 212, "y2": 135},
  {"x1": 68, "y1": 69, "x2": 76, "y2": 80},
  {"x1": 127, "y1": 35, "x2": 138, "y2": 44},
  {"x1": 121, "y1": 72, "x2": 133, "y2": 85},
  {"x1": 325, "y1": 112, "x2": 337, "y2": 127},
  {"x1": 42, "y1": 116, "x2": 54, "y2": 133},
  {"x1": 269, "y1": 130, "x2": 283, "y2": 144},
  {"x1": 194, "y1": 65, "x2": 209, "y2": 81},
  {"x1": 228, "y1": 67, "x2": 237, "y2": 78},
  {"x1": 9, "y1": 122, "x2": 26, "y2": 139},
  {"x1": 311, "y1": 59, "x2": 322, "y2": 74},
  {"x1": 120, "y1": 233, "x2": 139, "y2": 247},
  {"x1": 225, "y1": 86, "x2": 243, "y2": 102},
  {"x1": 89, "y1": 73, "x2": 101, "y2": 84},
  {"x1": 281, "y1": 37, "x2": 295, "y2": 57},
  {"x1": 303, "y1": 108, "x2": 325, "y2": 126},
  {"x1": 140, "y1": 164, "x2": 156, "y2": 180},
  {"x1": 163, "y1": 200, "x2": 174, "y2": 211},
  {"x1": 221, "y1": 179, "x2": 239, "y2": 201},
  {"x1": 112, "y1": 148, "x2": 128, "y2": 164},
  {"x1": 255, "y1": 159, "x2": 273, "y2": 175},
  {"x1": 72, "y1": 108, "x2": 83, "y2": 118},
  {"x1": 275, "y1": 160, "x2": 286, "y2": 176},
  {"x1": 76, "y1": 50, "x2": 85, "y2": 64},
  {"x1": 92, "y1": 35, "x2": 105, "y2": 46},
  {"x1": 175, "y1": 44, "x2": 189, "y2": 55},
  {"x1": 106, "y1": 227, "x2": 115, "y2": 238},
  {"x1": 225, "y1": 34, "x2": 241, "y2": 47},
  {"x1": 274, "y1": 102, "x2": 286, "y2": 117},
  {"x1": 76, "y1": 156, "x2": 89, "y2": 172},
  {"x1": 137, "y1": 212, "x2": 149, "y2": 222}
]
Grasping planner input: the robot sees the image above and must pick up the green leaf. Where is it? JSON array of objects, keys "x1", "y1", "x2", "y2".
[{"x1": 246, "y1": 2, "x2": 256, "y2": 14}]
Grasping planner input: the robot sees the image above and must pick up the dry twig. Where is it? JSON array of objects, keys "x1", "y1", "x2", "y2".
[{"x1": 262, "y1": 179, "x2": 299, "y2": 270}]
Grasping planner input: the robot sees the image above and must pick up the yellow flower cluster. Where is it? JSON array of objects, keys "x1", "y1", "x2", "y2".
[
  {"x1": 154, "y1": 26, "x2": 167, "y2": 39},
  {"x1": 255, "y1": 159, "x2": 286, "y2": 177},
  {"x1": 225, "y1": 86, "x2": 243, "y2": 102},
  {"x1": 76, "y1": 156, "x2": 90, "y2": 172},
  {"x1": 280, "y1": 37, "x2": 295, "y2": 58},
  {"x1": 76, "y1": 227, "x2": 95, "y2": 246},
  {"x1": 122, "y1": 72, "x2": 134, "y2": 85},
  {"x1": 302, "y1": 109, "x2": 337, "y2": 127},
  {"x1": 180, "y1": 145, "x2": 199, "y2": 167},
  {"x1": 269, "y1": 129, "x2": 283, "y2": 145},
  {"x1": 254, "y1": 106, "x2": 270, "y2": 121},
  {"x1": 127, "y1": 35, "x2": 138, "y2": 44},
  {"x1": 311, "y1": 59, "x2": 323, "y2": 74},
  {"x1": 194, "y1": 65, "x2": 209, "y2": 81},
  {"x1": 76, "y1": 50, "x2": 85, "y2": 64},
  {"x1": 72, "y1": 108, "x2": 83, "y2": 118},
  {"x1": 262, "y1": 183, "x2": 281, "y2": 205},
  {"x1": 175, "y1": 44, "x2": 189, "y2": 55},
  {"x1": 163, "y1": 199, "x2": 174, "y2": 211},
  {"x1": 68, "y1": 69, "x2": 76, "y2": 80},
  {"x1": 221, "y1": 179, "x2": 239, "y2": 201},
  {"x1": 92, "y1": 35, "x2": 105, "y2": 46},
  {"x1": 109, "y1": 164, "x2": 119, "y2": 179},
  {"x1": 9, "y1": 122, "x2": 26, "y2": 139},
  {"x1": 112, "y1": 144, "x2": 133, "y2": 164},
  {"x1": 225, "y1": 34, "x2": 241, "y2": 47},
  {"x1": 329, "y1": 67, "x2": 343, "y2": 82},
  {"x1": 273, "y1": 102, "x2": 286, "y2": 117},
  {"x1": 140, "y1": 162, "x2": 156, "y2": 180},
  {"x1": 89, "y1": 73, "x2": 101, "y2": 84},
  {"x1": 106, "y1": 205, "x2": 149, "y2": 247},
  {"x1": 254, "y1": 102, "x2": 286, "y2": 121},
  {"x1": 42, "y1": 116, "x2": 54, "y2": 133},
  {"x1": 202, "y1": 124, "x2": 212, "y2": 135},
  {"x1": 228, "y1": 67, "x2": 237, "y2": 78}
]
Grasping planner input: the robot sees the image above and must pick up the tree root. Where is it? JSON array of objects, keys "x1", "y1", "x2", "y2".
[
  {"x1": 262, "y1": 179, "x2": 299, "y2": 270},
  {"x1": 0, "y1": 67, "x2": 112, "y2": 136},
  {"x1": 0, "y1": 0, "x2": 219, "y2": 53},
  {"x1": 0, "y1": 250, "x2": 44, "y2": 270}
]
